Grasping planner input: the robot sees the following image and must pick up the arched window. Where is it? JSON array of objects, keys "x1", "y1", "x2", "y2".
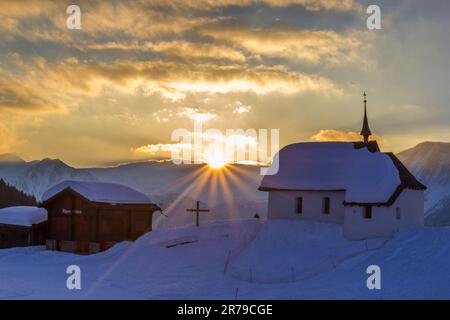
[
  {"x1": 396, "y1": 207, "x2": 401, "y2": 220},
  {"x1": 322, "y1": 197, "x2": 330, "y2": 214},
  {"x1": 364, "y1": 206, "x2": 372, "y2": 219},
  {"x1": 296, "y1": 197, "x2": 303, "y2": 214}
]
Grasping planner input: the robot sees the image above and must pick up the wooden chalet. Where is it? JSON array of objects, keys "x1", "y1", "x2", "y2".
[
  {"x1": 41, "y1": 180, "x2": 161, "y2": 254},
  {"x1": 0, "y1": 206, "x2": 47, "y2": 249}
]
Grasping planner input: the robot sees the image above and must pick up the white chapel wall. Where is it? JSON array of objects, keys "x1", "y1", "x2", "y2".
[
  {"x1": 267, "y1": 190, "x2": 345, "y2": 224},
  {"x1": 343, "y1": 189, "x2": 424, "y2": 240}
]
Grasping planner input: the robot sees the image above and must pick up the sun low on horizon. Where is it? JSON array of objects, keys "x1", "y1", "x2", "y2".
[
  {"x1": 205, "y1": 157, "x2": 227, "y2": 170},
  {"x1": 0, "y1": 1, "x2": 449, "y2": 167}
]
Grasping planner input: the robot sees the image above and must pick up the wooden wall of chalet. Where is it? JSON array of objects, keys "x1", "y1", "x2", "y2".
[
  {"x1": 43, "y1": 189, "x2": 155, "y2": 253},
  {"x1": 0, "y1": 222, "x2": 47, "y2": 249}
]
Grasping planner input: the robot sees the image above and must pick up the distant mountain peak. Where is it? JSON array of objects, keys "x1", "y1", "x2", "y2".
[
  {"x1": 0, "y1": 153, "x2": 25, "y2": 163},
  {"x1": 410, "y1": 141, "x2": 450, "y2": 149},
  {"x1": 37, "y1": 158, "x2": 70, "y2": 167}
]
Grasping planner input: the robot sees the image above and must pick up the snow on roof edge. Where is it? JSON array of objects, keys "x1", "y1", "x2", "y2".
[
  {"x1": 41, "y1": 180, "x2": 154, "y2": 205},
  {"x1": 258, "y1": 141, "x2": 416, "y2": 204},
  {"x1": 0, "y1": 206, "x2": 47, "y2": 227}
]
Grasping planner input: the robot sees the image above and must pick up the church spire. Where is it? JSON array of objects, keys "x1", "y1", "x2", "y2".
[{"x1": 360, "y1": 92, "x2": 372, "y2": 144}]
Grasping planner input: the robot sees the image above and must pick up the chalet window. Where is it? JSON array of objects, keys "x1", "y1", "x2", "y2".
[
  {"x1": 296, "y1": 197, "x2": 303, "y2": 214},
  {"x1": 364, "y1": 206, "x2": 372, "y2": 219},
  {"x1": 396, "y1": 207, "x2": 401, "y2": 220},
  {"x1": 322, "y1": 197, "x2": 330, "y2": 214}
]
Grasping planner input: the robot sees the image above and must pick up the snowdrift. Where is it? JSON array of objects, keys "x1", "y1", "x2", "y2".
[{"x1": 227, "y1": 220, "x2": 387, "y2": 283}]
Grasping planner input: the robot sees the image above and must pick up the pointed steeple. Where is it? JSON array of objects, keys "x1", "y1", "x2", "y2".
[{"x1": 360, "y1": 92, "x2": 372, "y2": 144}]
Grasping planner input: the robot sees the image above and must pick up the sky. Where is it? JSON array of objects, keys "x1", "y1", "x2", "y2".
[{"x1": 0, "y1": 0, "x2": 449, "y2": 167}]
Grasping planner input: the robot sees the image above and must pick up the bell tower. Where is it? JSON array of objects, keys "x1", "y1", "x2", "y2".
[{"x1": 360, "y1": 92, "x2": 372, "y2": 144}]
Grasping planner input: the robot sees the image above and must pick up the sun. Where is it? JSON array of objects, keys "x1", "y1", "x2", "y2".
[
  {"x1": 204, "y1": 152, "x2": 227, "y2": 169},
  {"x1": 203, "y1": 140, "x2": 230, "y2": 169},
  {"x1": 206, "y1": 157, "x2": 227, "y2": 169}
]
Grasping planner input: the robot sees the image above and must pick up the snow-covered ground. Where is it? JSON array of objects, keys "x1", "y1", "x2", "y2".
[{"x1": 0, "y1": 219, "x2": 449, "y2": 299}]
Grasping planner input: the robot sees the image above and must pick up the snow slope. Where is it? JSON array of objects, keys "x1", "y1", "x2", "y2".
[
  {"x1": 398, "y1": 142, "x2": 450, "y2": 225},
  {"x1": 228, "y1": 220, "x2": 387, "y2": 283},
  {"x1": 151, "y1": 192, "x2": 267, "y2": 230},
  {"x1": 0, "y1": 219, "x2": 449, "y2": 299}
]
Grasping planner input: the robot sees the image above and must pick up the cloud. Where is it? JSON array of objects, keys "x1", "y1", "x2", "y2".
[
  {"x1": 152, "y1": 108, "x2": 175, "y2": 123},
  {"x1": 310, "y1": 129, "x2": 389, "y2": 147},
  {"x1": 311, "y1": 129, "x2": 363, "y2": 141},
  {"x1": 178, "y1": 107, "x2": 217, "y2": 122},
  {"x1": 134, "y1": 130, "x2": 267, "y2": 164},
  {"x1": 138, "y1": 0, "x2": 359, "y2": 12},
  {"x1": 152, "y1": 106, "x2": 217, "y2": 123},
  {"x1": 0, "y1": 1, "x2": 56, "y2": 33},
  {"x1": 0, "y1": 119, "x2": 17, "y2": 153},
  {"x1": 74, "y1": 2, "x2": 225, "y2": 38},
  {"x1": 231, "y1": 101, "x2": 252, "y2": 114},
  {"x1": 0, "y1": 0, "x2": 356, "y2": 105},
  {"x1": 0, "y1": 0, "x2": 56, "y2": 17},
  {"x1": 0, "y1": 0, "x2": 379, "y2": 166},
  {"x1": 200, "y1": 27, "x2": 368, "y2": 66},
  {"x1": 12, "y1": 57, "x2": 340, "y2": 105},
  {"x1": 0, "y1": 70, "x2": 62, "y2": 112},
  {"x1": 0, "y1": 0, "x2": 360, "y2": 43},
  {"x1": 134, "y1": 143, "x2": 192, "y2": 154},
  {"x1": 0, "y1": 1, "x2": 227, "y2": 43},
  {"x1": 87, "y1": 41, "x2": 247, "y2": 62}
]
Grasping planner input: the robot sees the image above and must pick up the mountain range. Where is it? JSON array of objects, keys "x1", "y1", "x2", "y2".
[
  {"x1": 397, "y1": 142, "x2": 450, "y2": 225},
  {"x1": 0, "y1": 156, "x2": 266, "y2": 228},
  {"x1": 1, "y1": 141, "x2": 449, "y2": 226}
]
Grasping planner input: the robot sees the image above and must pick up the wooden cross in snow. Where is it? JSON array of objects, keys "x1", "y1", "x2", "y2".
[{"x1": 186, "y1": 201, "x2": 210, "y2": 227}]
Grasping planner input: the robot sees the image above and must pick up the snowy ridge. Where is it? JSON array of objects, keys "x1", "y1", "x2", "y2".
[{"x1": 0, "y1": 158, "x2": 98, "y2": 199}]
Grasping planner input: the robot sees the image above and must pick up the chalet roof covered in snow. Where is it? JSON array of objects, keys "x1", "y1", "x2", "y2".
[
  {"x1": 41, "y1": 180, "x2": 153, "y2": 205},
  {"x1": 259, "y1": 142, "x2": 426, "y2": 205},
  {"x1": 0, "y1": 206, "x2": 47, "y2": 227}
]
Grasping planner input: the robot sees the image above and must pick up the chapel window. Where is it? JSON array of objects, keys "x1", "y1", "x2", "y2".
[
  {"x1": 296, "y1": 197, "x2": 303, "y2": 214},
  {"x1": 322, "y1": 197, "x2": 330, "y2": 214},
  {"x1": 364, "y1": 206, "x2": 372, "y2": 219}
]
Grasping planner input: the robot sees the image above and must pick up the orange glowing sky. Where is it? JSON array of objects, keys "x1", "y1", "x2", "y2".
[{"x1": 1, "y1": 0, "x2": 449, "y2": 167}]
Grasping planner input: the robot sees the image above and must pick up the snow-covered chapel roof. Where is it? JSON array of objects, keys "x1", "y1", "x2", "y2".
[
  {"x1": 259, "y1": 142, "x2": 426, "y2": 205},
  {"x1": 41, "y1": 180, "x2": 153, "y2": 205}
]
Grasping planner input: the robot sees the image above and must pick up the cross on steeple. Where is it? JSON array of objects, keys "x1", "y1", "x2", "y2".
[
  {"x1": 360, "y1": 92, "x2": 372, "y2": 144},
  {"x1": 186, "y1": 201, "x2": 210, "y2": 227}
]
